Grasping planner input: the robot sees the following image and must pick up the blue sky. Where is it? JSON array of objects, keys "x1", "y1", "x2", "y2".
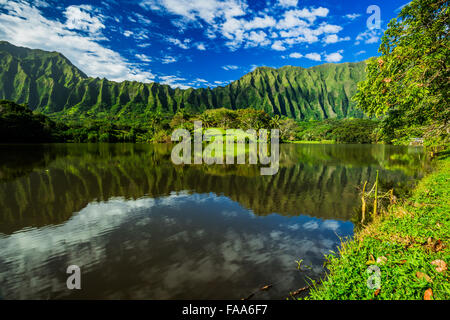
[{"x1": 0, "y1": 0, "x2": 409, "y2": 89}]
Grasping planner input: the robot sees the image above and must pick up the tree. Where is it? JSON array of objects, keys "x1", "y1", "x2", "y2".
[
  {"x1": 279, "y1": 118, "x2": 298, "y2": 141},
  {"x1": 169, "y1": 111, "x2": 189, "y2": 129},
  {"x1": 354, "y1": 0, "x2": 449, "y2": 146},
  {"x1": 332, "y1": 119, "x2": 378, "y2": 144},
  {"x1": 0, "y1": 100, "x2": 57, "y2": 142},
  {"x1": 269, "y1": 115, "x2": 281, "y2": 128},
  {"x1": 198, "y1": 112, "x2": 214, "y2": 127},
  {"x1": 204, "y1": 108, "x2": 238, "y2": 129},
  {"x1": 236, "y1": 108, "x2": 271, "y2": 130}
]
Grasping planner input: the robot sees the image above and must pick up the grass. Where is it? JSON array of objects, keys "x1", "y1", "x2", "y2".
[{"x1": 307, "y1": 151, "x2": 450, "y2": 300}]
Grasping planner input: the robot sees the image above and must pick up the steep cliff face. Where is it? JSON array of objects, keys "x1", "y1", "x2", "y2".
[
  {"x1": 0, "y1": 41, "x2": 87, "y2": 112},
  {"x1": 0, "y1": 41, "x2": 366, "y2": 119},
  {"x1": 221, "y1": 63, "x2": 366, "y2": 119}
]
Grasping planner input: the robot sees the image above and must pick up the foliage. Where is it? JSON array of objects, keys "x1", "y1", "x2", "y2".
[
  {"x1": 278, "y1": 118, "x2": 299, "y2": 141},
  {"x1": 354, "y1": 0, "x2": 449, "y2": 147},
  {"x1": 332, "y1": 119, "x2": 380, "y2": 144},
  {"x1": 296, "y1": 119, "x2": 380, "y2": 144},
  {"x1": 0, "y1": 100, "x2": 63, "y2": 142}
]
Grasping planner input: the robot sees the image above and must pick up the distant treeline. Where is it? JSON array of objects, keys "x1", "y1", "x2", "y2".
[{"x1": 0, "y1": 100, "x2": 379, "y2": 144}]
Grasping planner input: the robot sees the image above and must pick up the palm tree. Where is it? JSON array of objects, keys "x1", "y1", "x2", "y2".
[
  {"x1": 199, "y1": 113, "x2": 213, "y2": 127},
  {"x1": 270, "y1": 115, "x2": 281, "y2": 129}
]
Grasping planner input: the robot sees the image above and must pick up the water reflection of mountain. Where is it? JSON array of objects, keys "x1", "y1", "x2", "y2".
[
  {"x1": 0, "y1": 144, "x2": 56, "y2": 182},
  {"x1": 0, "y1": 144, "x2": 429, "y2": 234},
  {"x1": 0, "y1": 194, "x2": 354, "y2": 299}
]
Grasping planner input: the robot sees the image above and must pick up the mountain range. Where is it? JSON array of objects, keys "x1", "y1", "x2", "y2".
[{"x1": 0, "y1": 41, "x2": 366, "y2": 120}]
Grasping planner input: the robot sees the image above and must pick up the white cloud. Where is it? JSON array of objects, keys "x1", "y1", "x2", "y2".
[
  {"x1": 276, "y1": 22, "x2": 342, "y2": 47},
  {"x1": 325, "y1": 50, "x2": 344, "y2": 62},
  {"x1": 355, "y1": 50, "x2": 366, "y2": 56},
  {"x1": 0, "y1": 1, "x2": 154, "y2": 82},
  {"x1": 214, "y1": 80, "x2": 231, "y2": 86},
  {"x1": 243, "y1": 15, "x2": 276, "y2": 30},
  {"x1": 133, "y1": 12, "x2": 152, "y2": 25},
  {"x1": 222, "y1": 65, "x2": 239, "y2": 70},
  {"x1": 304, "y1": 52, "x2": 321, "y2": 61},
  {"x1": 323, "y1": 34, "x2": 338, "y2": 44},
  {"x1": 135, "y1": 54, "x2": 152, "y2": 62},
  {"x1": 190, "y1": 78, "x2": 215, "y2": 87},
  {"x1": 137, "y1": 42, "x2": 151, "y2": 48},
  {"x1": 271, "y1": 40, "x2": 286, "y2": 51},
  {"x1": 32, "y1": 0, "x2": 51, "y2": 8},
  {"x1": 289, "y1": 52, "x2": 302, "y2": 58},
  {"x1": 323, "y1": 34, "x2": 350, "y2": 44},
  {"x1": 221, "y1": 17, "x2": 245, "y2": 49},
  {"x1": 167, "y1": 37, "x2": 191, "y2": 49},
  {"x1": 123, "y1": 30, "x2": 133, "y2": 37},
  {"x1": 161, "y1": 55, "x2": 177, "y2": 64},
  {"x1": 140, "y1": 0, "x2": 247, "y2": 24},
  {"x1": 356, "y1": 29, "x2": 382, "y2": 44},
  {"x1": 344, "y1": 13, "x2": 361, "y2": 20},
  {"x1": 276, "y1": 10, "x2": 311, "y2": 30},
  {"x1": 317, "y1": 23, "x2": 342, "y2": 34},
  {"x1": 196, "y1": 42, "x2": 206, "y2": 50},
  {"x1": 277, "y1": 0, "x2": 298, "y2": 8},
  {"x1": 277, "y1": 7, "x2": 329, "y2": 27},
  {"x1": 246, "y1": 30, "x2": 270, "y2": 47},
  {"x1": 133, "y1": 30, "x2": 150, "y2": 41},
  {"x1": 64, "y1": 5, "x2": 105, "y2": 35},
  {"x1": 159, "y1": 75, "x2": 190, "y2": 89},
  {"x1": 139, "y1": 1, "x2": 337, "y2": 52}
]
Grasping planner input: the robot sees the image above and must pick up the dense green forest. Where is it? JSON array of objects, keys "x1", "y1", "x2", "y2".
[
  {"x1": 0, "y1": 99, "x2": 379, "y2": 143},
  {"x1": 0, "y1": 40, "x2": 365, "y2": 120}
]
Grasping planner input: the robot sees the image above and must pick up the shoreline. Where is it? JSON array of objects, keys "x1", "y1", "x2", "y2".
[{"x1": 306, "y1": 151, "x2": 449, "y2": 300}]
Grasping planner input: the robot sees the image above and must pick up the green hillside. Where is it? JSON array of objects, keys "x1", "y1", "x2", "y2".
[{"x1": 0, "y1": 41, "x2": 366, "y2": 120}]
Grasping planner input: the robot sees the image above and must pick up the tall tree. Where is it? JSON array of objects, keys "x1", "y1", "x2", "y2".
[{"x1": 354, "y1": 0, "x2": 449, "y2": 146}]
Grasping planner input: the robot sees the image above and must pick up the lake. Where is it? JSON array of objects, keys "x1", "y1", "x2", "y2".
[{"x1": 0, "y1": 143, "x2": 430, "y2": 299}]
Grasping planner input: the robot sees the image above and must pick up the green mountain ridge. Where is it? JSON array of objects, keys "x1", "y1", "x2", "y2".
[{"x1": 0, "y1": 41, "x2": 366, "y2": 120}]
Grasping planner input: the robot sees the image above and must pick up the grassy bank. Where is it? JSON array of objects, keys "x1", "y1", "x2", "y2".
[{"x1": 308, "y1": 152, "x2": 450, "y2": 300}]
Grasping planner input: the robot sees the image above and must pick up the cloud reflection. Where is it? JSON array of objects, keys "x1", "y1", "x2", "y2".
[{"x1": 0, "y1": 193, "x2": 352, "y2": 299}]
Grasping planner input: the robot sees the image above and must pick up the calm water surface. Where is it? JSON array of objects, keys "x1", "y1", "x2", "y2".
[{"x1": 0, "y1": 143, "x2": 430, "y2": 299}]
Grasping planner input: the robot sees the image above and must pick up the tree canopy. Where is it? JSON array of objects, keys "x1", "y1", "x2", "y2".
[{"x1": 354, "y1": 0, "x2": 449, "y2": 146}]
